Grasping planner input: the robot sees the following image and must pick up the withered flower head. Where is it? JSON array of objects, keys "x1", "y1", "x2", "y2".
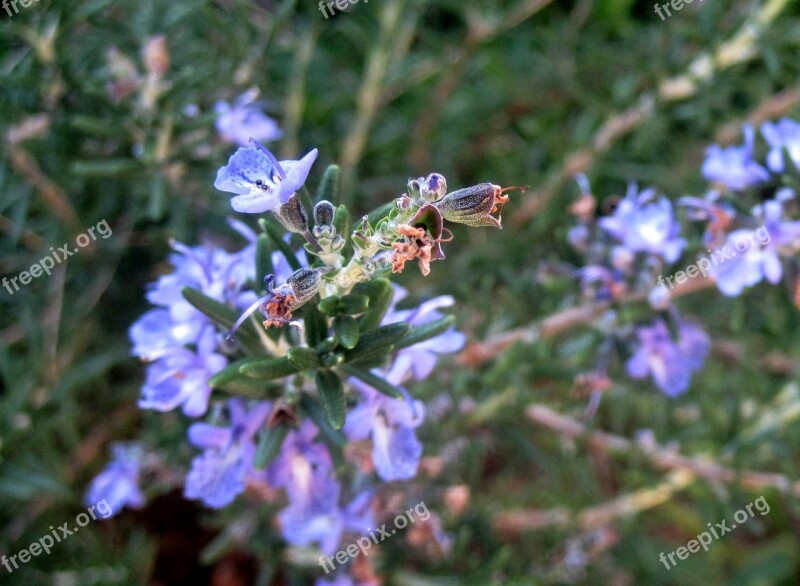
[{"x1": 436, "y1": 183, "x2": 525, "y2": 228}]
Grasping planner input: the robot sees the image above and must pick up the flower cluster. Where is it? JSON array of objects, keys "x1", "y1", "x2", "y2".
[
  {"x1": 566, "y1": 179, "x2": 709, "y2": 397},
  {"x1": 87, "y1": 136, "x2": 518, "y2": 583},
  {"x1": 692, "y1": 120, "x2": 800, "y2": 297},
  {"x1": 565, "y1": 118, "x2": 800, "y2": 399}
]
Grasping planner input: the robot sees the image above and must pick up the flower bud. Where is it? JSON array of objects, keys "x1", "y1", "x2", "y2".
[
  {"x1": 272, "y1": 194, "x2": 309, "y2": 235},
  {"x1": 407, "y1": 178, "x2": 422, "y2": 198},
  {"x1": 313, "y1": 200, "x2": 336, "y2": 226},
  {"x1": 286, "y1": 268, "x2": 323, "y2": 307},
  {"x1": 420, "y1": 173, "x2": 447, "y2": 202},
  {"x1": 436, "y1": 183, "x2": 522, "y2": 228}
]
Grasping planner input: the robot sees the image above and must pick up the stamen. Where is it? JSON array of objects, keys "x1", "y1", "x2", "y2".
[
  {"x1": 226, "y1": 292, "x2": 273, "y2": 342},
  {"x1": 498, "y1": 185, "x2": 528, "y2": 195},
  {"x1": 250, "y1": 138, "x2": 286, "y2": 179}
]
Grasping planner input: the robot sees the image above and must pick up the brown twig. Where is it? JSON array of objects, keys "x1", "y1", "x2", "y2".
[
  {"x1": 529, "y1": 403, "x2": 799, "y2": 495},
  {"x1": 459, "y1": 274, "x2": 715, "y2": 367},
  {"x1": 494, "y1": 401, "x2": 800, "y2": 534},
  {"x1": 494, "y1": 469, "x2": 694, "y2": 534}
]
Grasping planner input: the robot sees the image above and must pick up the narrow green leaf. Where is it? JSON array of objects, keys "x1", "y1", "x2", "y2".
[
  {"x1": 343, "y1": 322, "x2": 410, "y2": 362},
  {"x1": 316, "y1": 164, "x2": 341, "y2": 204},
  {"x1": 148, "y1": 173, "x2": 167, "y2": 221},
  {"x1": 255, "y1": 233, "x2": 274, "y2": 284},
  {"x1": 181, "y1": 287, "x2": 260, "y2": 351},
  {"x1": 300, "y1": 301, "x2": 328, "y2": 347},
  {"x1": 339, "y1": 294, "x2": 370, "y2": 315},
  {"x1": 208, "y1": 361, "x2": 276, "y2": 397},
  {"x1": 341, "y1": 364, "x2": 403, "y2": 398},
  {"x1": 396, "y1": 315, "x2": 456, "y2": 349},
  {"x1": 298, "y1": 393, "x2": 346, "y2": 452},
  {"x1": 259, "y1": 218, "x2": 302, "y2": 271},
  {"x1": 287, "y1": 347, "x2": 320, "y2": 370},
  {"x1": 334, "y1": 204, "x2": 350, "y2": 237},
  {"x1": 315, "y1": 369, "x2": 346, "y2": 429},
  {"x1": 239, "y1": 356, "x2": 303, "y2": 379},
  {"x1": 209, "y1": 359, "x2": 263, "y2": 386},
  {"x1": 211, "y1": 377, "x2": 275, "y2": 397},
  {"x1": 318, "y1": 295, "x2": 343, "y2": 316},
  {"x1": 333, "y1": 315, "x2": 359, "y2": 349},
  {"x1": 352, "y1": 278, "x2": 394, "y2": 331},
  {"x1": 253, "y1": 424, "x2": 290, "y2": 469}
]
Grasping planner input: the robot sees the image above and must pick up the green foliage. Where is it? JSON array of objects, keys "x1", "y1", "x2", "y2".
[{"x1": 3, "y1": 0, "x2": 800, "y2": 583}]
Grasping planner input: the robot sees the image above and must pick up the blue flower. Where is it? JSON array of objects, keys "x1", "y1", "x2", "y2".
[
  {"x1": 129, "y1": 308, "x2": 181, "y2": 361},
  {"x1": 184, "y1": 399, "x2": 272, "y2": 508},
  {"x1": 279, "y1": 488, "x2": 375, "y2": 556},
  {"x1": 626, "y1": 319, "x2": 709, "y2": 397},
  {"x1": 711, "y1": 198, "x2": 800, "y2": 296},
  {"x1": 215, "y1": 89, "x2": 283, "y2": 147},
  {"x1": 701, "y1": 125, "x2": 770, "y2": 190},
  {"x1": 137, "y1": 327, "x2": 227, "y2": 417},
  {"x1": 131, "y1": 239, "x2": 255, "y2": 352},
  {"x1": 382, "y1": 286, "x2": 466, "y2": 381},
  {"x1": 265, "y1": 422, "x2": 374, "y2": 554},
  {"x1": 85, "y1": 443, "x2": 146, "y2": 517},
  {"x1": 761, "y1": 118, "x2": 800, "y2": 173},
  {"x1": 345, "y1": 380, "x2": 426, "y2": 481},
  {"x1": 598, "y1": 185, "x2": 685, "y2": 263},
  {"x1": 214, "y1": 142, "x2": 318, "y2": 214}
]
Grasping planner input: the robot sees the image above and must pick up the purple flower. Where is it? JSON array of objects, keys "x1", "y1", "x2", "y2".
[
  {"x1": 266, "y1": 422, "x2": 374, "y2": 554},
  {"x1": 85, "y1": 443, "x2": 146, "y2": 517},
  {"x1": 701, "y1": 125, "x2": 770, "y2": 190},
  {"x1": 626, "y1": 319, "x2": 709, "y2": 397},
  {"x1": 761, "y1": 118, "x2": 800, "y2": 173},
  {"x1": 345, "y1": 379, "x2": 426, "y2": 481},
  {"x1": 184, "y1": 399, "x2": 272, "y2": 508},
  {"x1": 266, "y1": 421, "x2": 336, "y2": 501},
  {"x1": 598, "y1": 185, "x2": 685, "y2": 263},
  {"x1": 382, "y1": 286, "x2": 466, "y2": 381},
  {"x1": 129, "y1": 308, "x2": 180, "y2": 361},
  {"x1": 137, "y1": 328, "x2": 227, "y2": 417},
  {"x1": 279, "y1": 488, "x2": 375, "y2": 556},
  {"x1": 214, "y1": 142, "x2": 318, "y2": 214},
  {"x1": 215, "y1": 89, "x2": 283, "y2": 147},
  {"x1": 711, "y1": 198, "x2": 800, "y2": 296},
  {"x1": 132, "y1": 240, "x2": 255, "y2": 352}
]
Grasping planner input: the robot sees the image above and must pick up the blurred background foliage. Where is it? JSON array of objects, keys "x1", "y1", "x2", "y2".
[{"x1": 2, "y1": 0, "x2": 800, "y2": 584}]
